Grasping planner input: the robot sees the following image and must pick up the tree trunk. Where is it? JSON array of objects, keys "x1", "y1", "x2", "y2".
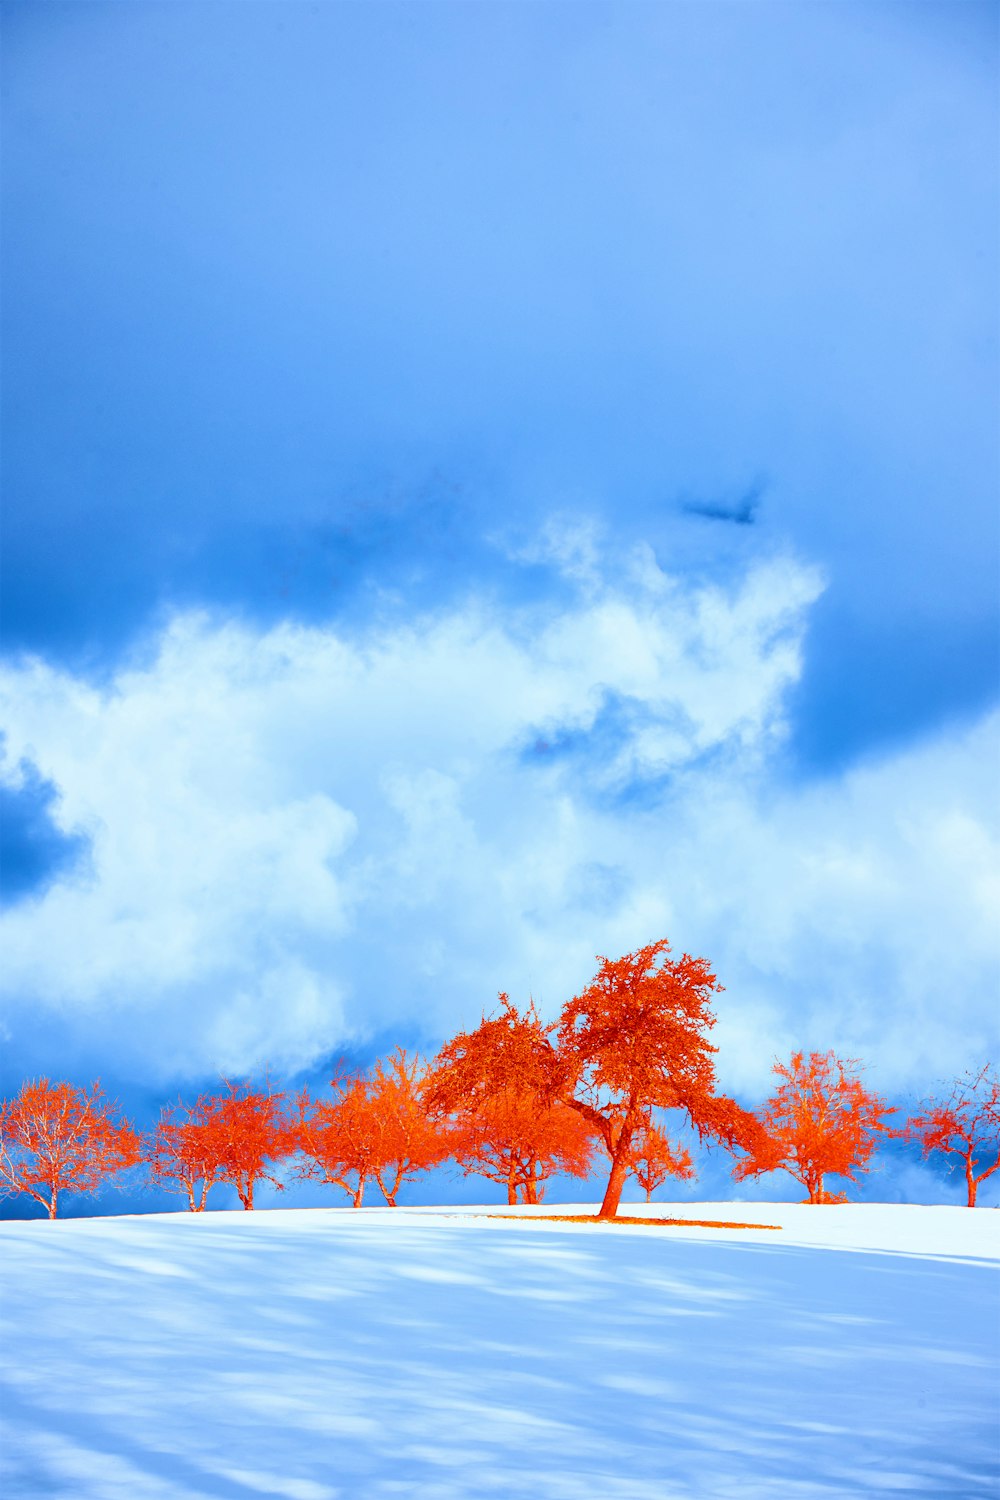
[
  {"x1": 598, "y1": 1149, "x2": 631, "y2": 1219},
  {"x1": 806, "y1": 1175, "x2": 824, "y2": 1204},
  {"x1": 376, "y1": 1173, "x2": 397, "y2": 1208},
  {"x1": 352, "y1": 1177, "x2": 366, "y2": 1208},
  {"x1": 967, "y1": 1162, "x2": 977, "y2": 1208},
  {"x1": 48, "y1": 1191, "x2": 58, "y2": 1220}
]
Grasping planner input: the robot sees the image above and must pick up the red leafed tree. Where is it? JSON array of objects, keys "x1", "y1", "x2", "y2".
[
  {"x1": 624, "y1": 1116, "x2": 695, "y2": 1203},
  {"x1": 145, "y1": 1095, "x2": 229, "y2": 1212},
  {"x1": 0, "y1": 1079, "x2": 141, "y2": 1219},
  {"x1": 557, "y1": 940, "x2": 761, "y2": 1219},
  {"x1": 367, "y1": 1048, "x2": 450, "y2": 1207},
  {"x1": 427, "y1": 995, "x2": 597, "y2": 1204},
  {"x1": 732, "y1": 1051, "x2": 894, "y2": 1203},
  {"x1": 451, "y1": 1091, "x2": 596, "y2": 1205},
  {"x1": 207, "y1": 1080, "x2": 293, "y2": 1210},
  {"x1": 296, "y1": 1072, "x2": 383, "y2": 1207},
  {"x1": 903, "y1": 1065, "x2": 1000, "y2": 1207}
]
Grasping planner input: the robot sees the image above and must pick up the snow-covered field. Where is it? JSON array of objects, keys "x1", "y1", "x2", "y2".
[{"x1": 1, "y1": 1202, "x2": 997, "y2": 1499}]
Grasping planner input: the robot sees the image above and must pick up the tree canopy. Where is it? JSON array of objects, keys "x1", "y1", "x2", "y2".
[
  {"x1": 556, "y1": 940, "x2": 761, "y2": 1217},
  {"x1": 427, "y1": 995, "x2": 596, "y2": 1204},
  {"x1": 0, "y1": 1079, "x2": 140, "y2": 1219},
  {"x1": 903, "y1": 1065, "x2": 1000, "y2": 1207},
  {"x1": 732, "y1": 1051, "x2": 894, "y2": 1203}
]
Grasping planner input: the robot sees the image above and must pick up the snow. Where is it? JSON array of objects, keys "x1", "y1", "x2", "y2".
[{"x1": 1, "y1": 1202, "x2": 997, "y2": 1499}]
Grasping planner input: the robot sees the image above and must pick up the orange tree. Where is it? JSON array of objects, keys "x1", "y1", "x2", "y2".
[
  {"x1": 624, "y1": 1115, "x2": 695, "y2": 1203},
  {"x1": 206, "y1": 1080, "x2": 294, "y2": 1210},
  {"x1": 902, "y1": 1065, "x2": 1000, "y2": 1207},
  {"x1": 366, "y1": 1048, "x2": 451, "y2": 1206},
  {"x1": 296, "y1": 1071, "x2": 383, "y2": 1207},
  {"x1": 450, "y1": 1091, "x2": 596, "y2": 1205},
  {"x1": 426, "y1": 994, "x2": 597, "y2": 1205},
  {"x1": 556, "y1": 940, "x2": 760, "y2": 1218},
  {"x1": 732, "y1": 1050, "x2": 894, "y2": 1203},
  {"x1": 0, "y1": 1079, "x2": 141, "y2": 1219},
  {"x1": 144, "y1": 1094, "x2": 230, "y2": 1212}
]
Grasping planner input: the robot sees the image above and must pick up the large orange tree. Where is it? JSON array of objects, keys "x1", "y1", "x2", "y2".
[
  {"x1": 732, "y1": 1050, "x2": 894, "y2": 1203},
  {"x1": 0, "y1": 1079, "x2": 141, "y2": 1219},
  {"x1": 556, "y1": 940, "x2": 758, "y2": 1217}
]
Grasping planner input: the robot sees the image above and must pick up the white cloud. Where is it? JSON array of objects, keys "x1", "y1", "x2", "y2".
[{"x1": 0, "y1": 539, "x2": 996, "y2": 1098}]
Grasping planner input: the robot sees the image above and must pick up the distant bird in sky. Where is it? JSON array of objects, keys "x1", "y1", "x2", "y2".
[{"x1": 682, "y1": 478, "x2": 765, "y2": 526}]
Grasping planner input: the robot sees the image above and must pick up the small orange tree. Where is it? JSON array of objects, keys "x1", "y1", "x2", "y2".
[
  {"x1": 450, "y1": 1091, "x2": 596, "y2": 1205},
  {"x1": 427, "y1": 995, "x2": 597, "y2": 1204},
  {"x1": 296, "y1": 1071, "x2": 383, "y2": 1207},
  {"x1": 733, "y1": 1051, "x2": 894, "y2": 1203},
  {"x1": 0, "y1": 1079, "x2": 141, "y2": 1218},
  {"x1": 624, "y1": 1116, "x2": 694, "y2": 1203},
  {"x1": 367, "y1": 1048, "x2": 451, "y2": 1206},
  {"x1": 903, "y1": 1065, "x2": 1000, "y2": 1207},
  {"x1": 556, "y1": 940, "x2": 760, "y2": 1218},
  {"x1": 207, "y1": 1080, "x2": 293, "y2": 1210},
  {"x1": 145, "y1": 1095, "x2": 229, "y2": 1212}
]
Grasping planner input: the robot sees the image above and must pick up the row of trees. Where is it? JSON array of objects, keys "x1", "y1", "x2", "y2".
[{"x1": 2, "y1": 941, "x2": 997, "y2": 1218}]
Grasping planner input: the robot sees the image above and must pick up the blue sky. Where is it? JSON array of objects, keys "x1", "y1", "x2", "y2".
[{"x1": 1, "y1": 1, "x2": 997, "y2": 1209}]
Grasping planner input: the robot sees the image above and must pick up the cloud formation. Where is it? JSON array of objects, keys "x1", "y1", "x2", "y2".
[
  {"x1": 0, "y1": 750, "x2": 91, "y2": 908},
  {"x1": 0, "y1": 536, "x2": 996, "y2": 1100}
]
